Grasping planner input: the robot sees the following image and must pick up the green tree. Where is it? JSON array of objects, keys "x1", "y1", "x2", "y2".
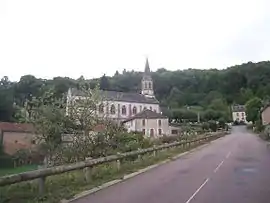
[{"x1": 245, "y1": 97, "x2": 262, "y2": 123}]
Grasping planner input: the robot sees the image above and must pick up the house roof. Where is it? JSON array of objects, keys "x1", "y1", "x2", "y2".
[
  {"x1": 231, "y1": 105, "x2": 245, "y2": 112},
  {"x1": 123, "y1": 109, "x2": 167, "y2": 123},
  {"x1": 70, "y1": 88, "x2": 159, "y2": 104},
  {"x1": 0, "y1": 122, "x2": 34, "y2": 133}
]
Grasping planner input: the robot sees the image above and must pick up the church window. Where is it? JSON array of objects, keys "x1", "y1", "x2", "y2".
[
  {"x1": 122, "y1": 105, "x2": 127, "y2": 115},
  {"x1": 142, "y1": 119, "x2": 145, "y2": 126},
  {"x1": 133, "y1": 106, "x2": 137, "y2": 115},
  {"x1": 110, "y1": 104, "x2": 116, "y2": 114},
  {"x1": 99, "y1": 104, "x2": 104, "y2": 113},
  {"x1": 149, "y1": 82, "x2": 152, "y2": 89}
]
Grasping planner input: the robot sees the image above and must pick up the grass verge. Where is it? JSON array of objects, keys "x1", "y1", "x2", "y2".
[
  {"x1": 0, "y1": 136, "x2": 219, "y2": 203},
  {"x1": 0, "y1": 165, "x2": 38, "y2": 177}
]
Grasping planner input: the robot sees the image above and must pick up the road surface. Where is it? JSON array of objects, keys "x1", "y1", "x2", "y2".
[{"x1": 73, "y1": 127, "x2": 270, "y2": 203}]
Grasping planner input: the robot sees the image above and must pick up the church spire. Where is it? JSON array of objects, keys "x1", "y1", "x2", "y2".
[
  {"x1": 141, "y1": 58, "x2": 154, "y2": 97},
  {"x1": 144, "y1": 58, "x2": 150, "y2": 74}
]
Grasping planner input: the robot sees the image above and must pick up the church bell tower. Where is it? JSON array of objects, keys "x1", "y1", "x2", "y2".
[{"x1": 141, "y1": 58, "x2": 154, "y2": 97}]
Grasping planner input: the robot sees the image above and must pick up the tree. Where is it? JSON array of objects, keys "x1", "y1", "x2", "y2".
[
  {"x1": 245, "y1": 97, "x2": 262, "y2": 123},
  {"x1": 100, "y1": 74, "x2": 110, "y2": 90}
]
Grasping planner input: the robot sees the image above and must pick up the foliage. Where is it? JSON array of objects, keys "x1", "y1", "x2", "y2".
[
  {"x1": 245, "y1": 97, "x2": 262, "y2": 123},
  {"x1": 0, "y1": 61, "x2": 270, "y2": 122},
  {"x1": 208, "y1": 120, "x2": 218, "y2": 132}
]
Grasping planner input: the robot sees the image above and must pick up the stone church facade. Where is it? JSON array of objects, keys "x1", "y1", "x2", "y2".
[{"x1": 67, "y1": 59, "x2": 173, "y2": 137}]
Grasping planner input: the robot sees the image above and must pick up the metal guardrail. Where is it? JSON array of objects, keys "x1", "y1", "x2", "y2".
[{"x1": 0, "y1": 132, "x2": 226, "y2": 194}]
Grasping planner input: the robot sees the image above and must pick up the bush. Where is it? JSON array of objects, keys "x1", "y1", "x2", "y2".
[
  {"x1": 208, "y1": 120, "x2": 218, "y2": 132},
  {"x1": 260, "y1": 124, "x2": 270, "y2": 140}
]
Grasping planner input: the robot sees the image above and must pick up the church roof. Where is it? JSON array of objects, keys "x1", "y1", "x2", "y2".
[
  {"x1": 70, "y1": 88, "x2": 159, "y2": 104},
  {"x1": 123, "y1": 109, "x2": 167, "y2": 123}
]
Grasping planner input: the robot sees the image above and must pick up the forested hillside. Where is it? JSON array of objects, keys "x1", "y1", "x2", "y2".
[{"x1": 1, "y1": 61, "x2": 270, "y2": 123}]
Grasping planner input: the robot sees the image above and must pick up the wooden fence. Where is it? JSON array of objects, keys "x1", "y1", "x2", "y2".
[{"x1": 0, "y1": 131, "x2": 226, "y2": 194}]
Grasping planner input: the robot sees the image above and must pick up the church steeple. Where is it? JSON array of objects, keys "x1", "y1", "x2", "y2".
[
  {"x1": 145, "y1": 58, "x2": 150, "y2": 74},
  {"x1": 141, "y1": 58, "x2": 154, "y2": 97}
]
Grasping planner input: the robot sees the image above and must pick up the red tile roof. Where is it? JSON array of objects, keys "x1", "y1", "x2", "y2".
[{"x1": 0, "y1": 122, "x2": 34, "y2": 133}]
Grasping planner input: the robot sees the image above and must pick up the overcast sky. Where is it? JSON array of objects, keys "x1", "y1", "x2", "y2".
[{"x1": 0, "y1": 0, "x2": 269, "y2": 81}]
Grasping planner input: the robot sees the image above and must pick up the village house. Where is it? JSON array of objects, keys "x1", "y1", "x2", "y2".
[
  {"x1": 66, "y1": 59, "x2": 177, "y2": 136},
  {"x1": 231, "y1": 104, "x2": 247, "y2": 123},
  {"x1": 261, "y1": 104, "x2": 270, "y2": 125},
  {"x1": 0, "y1": 122, "x2": 36, "y2": 155}
]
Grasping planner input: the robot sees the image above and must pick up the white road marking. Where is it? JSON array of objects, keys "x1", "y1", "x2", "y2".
[
  {"x1": 214, "y1": 160, "x2": 224, "y2": 173},
  {"x1": 226, "y1": 151, "x2": 231, "y2": 159},
  {"x1": 185, "y1": 178, "x2": 209, "y2": 203}
]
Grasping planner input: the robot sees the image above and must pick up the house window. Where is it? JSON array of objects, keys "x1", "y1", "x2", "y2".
[
  {"x1": 142, "y1": 129, "x2": 146, "y2": 135},
  {"x1": 242, "y1": 112, "x2": 244, "y2": 116},
  {"x1": 140, "y1": 105, "x2": 142, "y2": 112},
  {"x1": 149, "y1": 82, "x2": 152, "y2": 89},
  {"x1": 99, "y1": 104, "x2": 104, "y2": 113},
  {"x1": 236, "y1": 112, "x2": 239, "y2": 116},
  {"x1": 133, "y1": 106, "x2": 137, "y2": 115},
  {"x1": 158, "y1": 129, "x2": 162, "y2": 135},
  {"x1": 154, "y1": 109, "x2": 157, "y2": 113},
  {"x1": 122, "y1": 105, "x2": 127, "y2": 115},
  {"x1": 110, "y1": 105, "x2": 116, "y2": 114},
  {"x1": 150, "y1": 106, "x2": 152, "y2": 111},
  {"x1": 143, "y1": 107, "x2": 147, "y2": 110},
  {"x1": 150, "y1": 129, "x2": 154, "y2": 137},
  {"x1": 31, "y1": 140, "x2": 36, "y2": 144},
  {"x1": 142, "y1": 119, "x2": 145, "y2": 126},
  {"x1": 158, "y1": 120, "x2": 161, "y2": 127}
]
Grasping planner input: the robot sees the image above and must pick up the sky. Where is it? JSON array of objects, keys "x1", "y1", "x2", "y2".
[{"x1": 0, "y1": 0, "x2": 270, "y2": 81}]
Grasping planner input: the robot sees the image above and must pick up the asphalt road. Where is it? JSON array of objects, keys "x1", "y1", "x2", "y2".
[{"x1": 73, "y1": 126, "x2": 270, "y2": 203}]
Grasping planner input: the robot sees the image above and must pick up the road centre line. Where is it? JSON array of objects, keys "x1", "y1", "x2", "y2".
[
  {"x1": 185, "y1": 178, "x2": 209, "y2": 203},
  {"x1": 226, "y1": 151, "x2": 231, "y2": 159},
  {"x1": 214, "y1": 160, "x2": 224, "y2": 173}
]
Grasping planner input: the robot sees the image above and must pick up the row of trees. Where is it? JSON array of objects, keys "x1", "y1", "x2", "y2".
[{"x1": 1, "y1": 61, "x2": 270, "y2": 123}]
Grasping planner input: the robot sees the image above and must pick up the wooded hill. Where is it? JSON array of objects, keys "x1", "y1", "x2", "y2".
[{"x1": 1, "y1": 61, "x2": 270, "y2": 122}]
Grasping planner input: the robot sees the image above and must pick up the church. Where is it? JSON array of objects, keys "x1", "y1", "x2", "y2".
[{"x1": 67, "y1": 59, "x2": 173, "y2": 137}]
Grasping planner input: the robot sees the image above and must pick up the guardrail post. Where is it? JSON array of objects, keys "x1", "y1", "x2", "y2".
[
  {"x1": 84, "y1": 157, "x2": 92, "y2": 183},
  {"x1": 138, "y1": 148, "x2": 141, "y2": 160},
  {"x1": 116, "y1": 152, "x2": 121, "y2": 170},
  {"x1": 116, "y1": 159, "x2": 121, "y2": 170},
  {"x1": 153, "y1": 145, "x2": 156, "y2": 157},
  {"x1": 37, "y1": 165, "x2": 46, "y2": 196}
]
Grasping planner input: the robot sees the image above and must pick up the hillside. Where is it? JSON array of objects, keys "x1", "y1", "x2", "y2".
[{"x1": 1, "y1": 61, "x2": 270, "y2": 122}]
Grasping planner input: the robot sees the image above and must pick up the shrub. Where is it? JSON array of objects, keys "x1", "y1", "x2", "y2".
[{"x1": 208, "y1": 120, "x2": 218, "y2": 132}]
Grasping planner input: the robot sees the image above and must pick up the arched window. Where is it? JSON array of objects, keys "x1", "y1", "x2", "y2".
[
  {"x1": 149, "y1": 82, "x2": 152, "y2": 89},
  {"x1": 99, "y1": 104, "x2": 104, "y2": 113},
  {"x1": 122, "y1": 105, "x2": 127, "y2": 115},
  {"x1": 110, "y1": 104, "x2": 116, "y2": 114},
  {"x1": 132, "y1": 106, "x2": 137, "y2": 115}
]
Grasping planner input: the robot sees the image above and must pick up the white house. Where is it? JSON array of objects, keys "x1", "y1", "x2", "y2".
[
  {"x1": 231, "y1": 104, "x2": 247, "y2": 123},
  {"x1": 122, "y1": 109, "x2": 169, "y2": 138}
]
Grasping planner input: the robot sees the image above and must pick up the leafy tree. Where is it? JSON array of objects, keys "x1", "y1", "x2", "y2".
[
  {"x1": 100, "y1": 74, "x2": 110, "y2": 90},
  {"x1": 245, "y1": 97, "x2": 262, "y2": 123}
]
